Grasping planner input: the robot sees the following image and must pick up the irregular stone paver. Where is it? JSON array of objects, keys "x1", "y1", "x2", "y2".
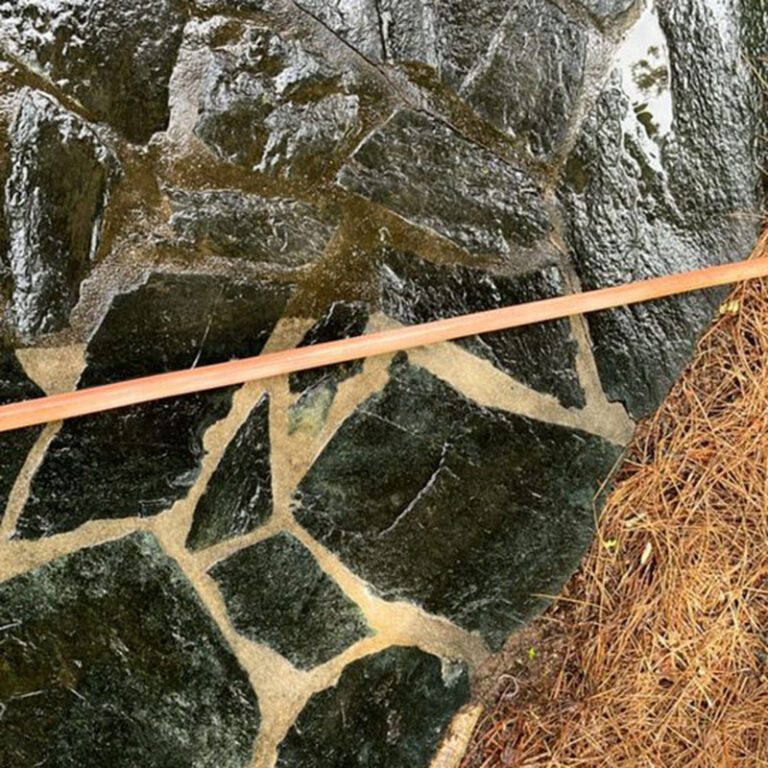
[
  {"x1": 377, "y1": 248, "x2": 584, "y2": 407},
  {"x1": 576, "y1": 0, "x2": 638, "y2": 21},
  {"x1": 338, "y1": 110, "x2": 550, "y2": 258},
  {"x1": 195, "y1": 24, "x2": 361, "y2": 179},
  {"x1": 0, "y1": 533, "x2": 260, "y2": 768},
  {"x1": 187, "y1": 394, "x2": 273, "y2": 551},
  {"x1": 0, "y1": 341, "x2": 43, "y2": 519},
  {"x1": 15, "y1": 274, "x2": 291, "y2": 539},
  {"x1": 294, "y1": 356, "x2": 621, "y2": 649},
  {"x1": 5, "y1": 90, "x2": 118, "y2": 337},
  {"x1": 461, "y1": 0, "x2": 602, "y2": 159},
  {"x1": 559, "y1": 0, "x2": 763, "y2": 418},
  {"x1": 168, "y1": 188, "x2": 338, "y2": 270},
  {"x1": 0, "y1": 0, "x2": 187, "y2": 143},
  {"x1": 289, "y1": 301, "x2": 370, "y2": 429},
  {"x1": 210, "y1": 532, "x2": 371, "y2": 669},
  {"x1": 277, "y1": 646, "x2": 469, "y2": 767}
]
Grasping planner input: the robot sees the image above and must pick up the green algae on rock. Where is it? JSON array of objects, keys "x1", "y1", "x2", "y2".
[
  {"x1": 277, "y1": 646, "x2": 469, "y2": 767},
  {"x1": 0, "y1": 533, "x2": 260, "y2": 768},
  {"x1": 187, "y1": 393, "x2": 273, "y2": 551},
  {"x1": 210, "y1": 532, "x2": 371, "y2": 669}
]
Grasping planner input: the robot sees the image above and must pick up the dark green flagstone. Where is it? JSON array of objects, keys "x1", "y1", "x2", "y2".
[
  {"x1": 0, "y1": 532, "x2": 260, "y2": 768},
  {"x1": 294, "y1": 355, "x2": 621, "y2": 650},
  {"x1": 187, "y1": 393, "x2": 273, "y2": 551},
  {"x1": 377, "y1": 248, "x2": 584, "y2": 407},
  {"x1": 337, "y1": 109, "x2": 551, "y2": 258},
  {"x1": 5, "y1": 89, "x2": 119, "y2": 337},
  {"x1": 210, "y1": 532, "x2": 371, "y2": 669},
  {"x1": 15, "y1": 273, "x2": 292, "y2": 539},
  {"x1": 276, "y1": 646, "x2": 469, "y2": 767}
]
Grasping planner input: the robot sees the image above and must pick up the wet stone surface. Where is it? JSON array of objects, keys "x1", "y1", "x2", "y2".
[
  {"x1": 0, "y1": 340, "x2": 43, "y2": 519},
  {"x1": 276, "y1": 646, "x2": 469, "y2": 767},
  {"x1": 5, "y1": 90, "x2": 118, "y2": 337},
  {"x1": 195, "y1": 24, "x2": 363, "y2": 180},
  {"x1": 338, "y1": 109, "x2": 551, "y2": 258},
  {"x1": 187, "y1": 394, "x2": 273, "y2": 551},
  {"x1": 15, "y1": 273, "x2": 291, "y2": 539},
  {"x1": 0, "y1": 0, "x2": 187, "y2": 143},
  {"x1": 294, "y1": 356, "x2": 621, "y2": 649},
  {"x1": 377, "y1": 248, "x2": 584, "y2": 407},
  {"x1": 0, "y1": 533, "x2": 260, "y2": 768},
  {"x1": 559, "y1": 0, "x2": 763, "y2": 418},
  {"x1": 168, "y1": 188, "x2": 339, "y2": 270},
  {"x1": 210, "y1": 532, "x2": 371, "y2": 669},
  {"x1": 462, "y1": 0, "x2": 600, "y2": 160}
]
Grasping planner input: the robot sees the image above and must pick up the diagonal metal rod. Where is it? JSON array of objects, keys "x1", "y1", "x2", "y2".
[{"x1": 1, "y1": 257, "x2": 767, "y2": 433}]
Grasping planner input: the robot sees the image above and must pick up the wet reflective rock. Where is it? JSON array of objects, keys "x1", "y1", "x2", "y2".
[
  {"x1": 15, "y1": 273, "x2": 291, "y2": 539},
  {"x1": 211, "y1": 532, "x2": 370, "y2": 669},
  {"x1": 293, "y1": 356, "x2": 620, "y2": 649},
  {"x1": 377, "y1": 248, "x2": 584, "y2": 407},
  {"x1": 559, "y1": 0, "x2": 762, "y2": 418},
  {"x1": 0, "y1": 0, "x2": 187, "y2": 144},
  {"x1": 276, "y1": 646, "x2": 468, "y2": 767},
  {"x1": 5, "y1": 90, "x2": 118, "y2": 337},
  {"x1": 289, "y1": 301, "x2": 369, "y2": 428},
  {"x1": 338, "y1": 110, "x2": 550, "y2": 258},
  {"x1": 461, "y1": 0, "x2": 602, "y2": 159},
  {"x1": 0, "y1": 340, "x2": 43, "y2": 519},
  {"x1": 576, "y1": 0, "x2": 638, "y2": 21},
  {"x1": 187, "y1": 394, "x2": 273, "y2": 551},
  {"x1": 0, "y1": 533, "x2": 260, "y2": 767},
  {"x1": 195, "y1": 25, "x2": 361, "y2": 180},
  {"x1": 168, "y1": 188, "x2": 338, "y2": 270}
]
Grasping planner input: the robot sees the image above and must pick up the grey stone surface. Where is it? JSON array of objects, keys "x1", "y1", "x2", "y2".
[
  {"x1": 5, "y1": 90, "x2": 118, "y2": 337},
  {"x1": 210, "y1": 532, "x2": 371, "y2": 669},
  {"x1": 0, "y1": 533, "x2": 260, "y2": 768},
  {"x1": 377, "y1": 248, "x2": 584, "y2": 407},
  {"x1": 277, "y1": 646, "x2": 469, "y2": 767},
  {"x1": 168, "y1": 188, "x2": 338, "y2": 270},
  {"x1": 15, "y1": 274, "x2": 291, "y2": 539},
  {"x1": 576, "y1": 0, "x2": 638, "y2": 21},
  {"x1": 558, "y1": 0, "x2": 763, "y2": 418},
  {"x1": 0, "y1": 340, "x2": 43, "y2": 519},
  {"x1": 187, "y1": 394, "x2": 273, "y2": 551},
  {"x1": 0, "y1": 0, "x2": 187, "y2": 143},
  {"x1": 338, "y1": 109, "x2": 551, "y2": 258},
  {"x1": 294, "y1": 356, "x2": 621, "y2": 649},
  {"x1": 195, "y1": 24, "x2": 361, "y2": 179},
  {"x1": 461, "y1": 0, "x2": 600, "y2": 159}
]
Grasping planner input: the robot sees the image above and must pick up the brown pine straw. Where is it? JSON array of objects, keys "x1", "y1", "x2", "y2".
[{"x1": 461, "y1": 229, "x2": 768, "y2": 768}]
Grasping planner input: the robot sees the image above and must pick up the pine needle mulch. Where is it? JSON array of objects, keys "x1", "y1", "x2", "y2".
[{"x1": 461, "y1": 230, "x2": 768, "y2": 768}]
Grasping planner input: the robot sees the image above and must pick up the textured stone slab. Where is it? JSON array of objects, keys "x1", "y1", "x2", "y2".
[
  {"x1": 0, "y1": 0, "x2": 187, "y2": 143},
  {"x1": 210, "y1": 532, "x2": 370, "y2": 669},
  {"x1": 15, "y1": 274, "x2": 291, "y2": 539},
  {"x1": 377, "y1": 249, "x2": 584, "y2": 407},
  {"x1": 461, "y1": 0, "x2": 599, "y2": 159},
  {"x1": 195, "y1": 25, "x2": 361, "y2": 179},
  {"x1": 0, "y1": 533, "x2": 260, "y2": 767},
  {"x1": 0, "y1": 341, "x2": 43, "y2": 519},
  {"x1": 277, "y1": 646, "x2": 469, "y2": 767},
  {"x1": 168, "y1": 188, "x2": 338, "y2": 270},
  {"x1": 558, "y1": 0, "x2": 763, "y2": 418},
  {"x1": 338, "y1": 110, "x2": 550, "y2": 258},
  {"x1": 5, "y1": 90, "x2": 118, "y2": 337},
  {"x1": 187, "y1": 394, "x2": 273, "y2": 551},
  {"x1": 576, "y1": 0, "x2": 638, "y2": 21},
  {"x1": 294, "y1": 356, "x2": 621, "y2": 649}
]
